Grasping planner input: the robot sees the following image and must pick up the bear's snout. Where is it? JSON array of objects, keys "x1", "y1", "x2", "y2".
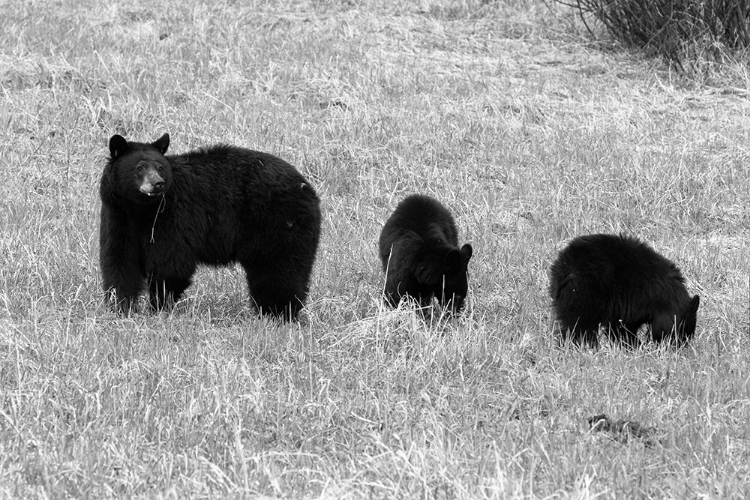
[{"x1": 139, "y1": 169, "x2": 166, "y2": 196}]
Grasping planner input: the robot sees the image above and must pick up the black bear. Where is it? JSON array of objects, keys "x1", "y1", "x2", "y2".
[
  {"x1": 548, "y1": 233, "x2": 700, "y2": 348},
  {"x1": 378, "y1": 194, "x2": 473, "y2": 314},
  {"x1": 99, "y1": 133, "x2": 321, "y2": 320}
]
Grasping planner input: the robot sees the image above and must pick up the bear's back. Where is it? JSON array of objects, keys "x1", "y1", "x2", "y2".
[
  {"x1": 168, "y1": 144, "x2": 309, "y2": 187},
  {"x1": 382, "y1": 194, "x2": 458, "y2": 245},
  {"x1": 549, "y1": 233, "x2": 688, "y2": 309},
  {"x1": 562, "y1": 234, "x2": 684, "y2": 285}
]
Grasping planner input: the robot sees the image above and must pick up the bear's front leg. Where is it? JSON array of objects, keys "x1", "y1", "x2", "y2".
[
  {"x1": 148, "y1": 276, "x2": 192, "y2": 311},
  {"x1": 101, "y1": 260, "x2": 143, "y2": 314},
  {"x1": 100, "y1": 206, "x2": 144, "y2": 314}
]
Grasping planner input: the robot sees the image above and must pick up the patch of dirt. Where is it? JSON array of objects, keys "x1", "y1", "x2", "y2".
[{"x1": 587, "y1": 413, "x2": 660, "y2": 447}]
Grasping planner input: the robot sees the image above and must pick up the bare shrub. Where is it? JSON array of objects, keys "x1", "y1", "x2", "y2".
[{"x1": 555, "y1": 0, "x2": 750, "y2": 69}]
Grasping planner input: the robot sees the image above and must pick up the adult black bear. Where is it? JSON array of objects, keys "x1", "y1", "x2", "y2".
[
  {"x1": 99, "y1": 133, "x2": 321, "y2": 320},
  {"x1": 548, "y1": 233, "x2": 700, "y2": 348},
  {"x1": 379, "y1": 194, "x2": 473, "y2": 314}
]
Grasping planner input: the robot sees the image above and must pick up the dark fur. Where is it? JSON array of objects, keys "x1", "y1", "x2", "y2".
[
  {"x1": 99, "y1": 133, "x2": 321, "y2": 320},
  {"x1": 378, "y1": 194, "x2": 473, "y2": 313},
  {"x1": 548, "y1": 233, "x2": 700, "y2": 347}
]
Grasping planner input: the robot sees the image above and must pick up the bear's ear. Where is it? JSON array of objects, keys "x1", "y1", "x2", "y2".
[
  {"x1": 444, "y1": 249, "x2": 461, "y2": 272},
  {"x1": 109, "y1": 135, "x2": 128, "y2": 159},
  {"x1": 685, "y1": 295, "x2": 700, "y2": 320},
  {"x1": 152, "y1": 133, "x2": 170, "y2": 155},
  {"x1": 680, "y1": 295, "x2": 701, "y2": 337},
  {"x1": 690, "y1": 295, "x2": 700, "y2": 311},
  {"x1": 460, "y1": 243, "x2": 473, "y2": 261}
]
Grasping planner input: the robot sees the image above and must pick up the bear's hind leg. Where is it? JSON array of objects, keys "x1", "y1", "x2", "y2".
[
  {"x1": 242, "y1": 262, "x2": 308, "y2": 321},
  {"x1": 570, "y1": 322, "x2": 599, "y2": 348},
  {"x1": 247, "y1": 279, "x2": 304, "y2": 320},
  {"x1": 149, "y1": 277, "x2": 192, "y2": 311},
  {"x1": 556, "y1": 316, "x2": 599, "y2": 349},
  {"x1": 383, "y1": 273, "x2": 420, "y2": 310}
]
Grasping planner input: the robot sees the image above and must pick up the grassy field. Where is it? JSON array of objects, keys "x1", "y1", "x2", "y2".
[{"x1": 1, "y1": 0, "x2": 749, "y2": 498}]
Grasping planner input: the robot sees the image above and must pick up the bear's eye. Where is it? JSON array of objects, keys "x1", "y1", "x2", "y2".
[{"x1": 136, "y1": 165, "x2": 144, "y2": 173}]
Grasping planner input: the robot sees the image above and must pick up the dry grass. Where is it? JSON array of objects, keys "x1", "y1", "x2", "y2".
[{"x1": 1, "y1": 0, "x2": 749, "y2": 498}]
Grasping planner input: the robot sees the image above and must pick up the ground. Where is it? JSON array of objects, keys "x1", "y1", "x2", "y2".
[{"x1": 0, "y1": 0, "x2": 748, "y2": 498}]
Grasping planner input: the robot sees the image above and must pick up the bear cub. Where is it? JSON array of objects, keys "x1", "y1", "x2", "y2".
[
  {"x1": 548, "y1": 233, "x2": 700, "y2": 348},
  {"x1": 379, "y1": 194, "x2": 473, "y2": 314},
  {"x1": 99, "y1": 133, "x2": 321, "y2": 320}
]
